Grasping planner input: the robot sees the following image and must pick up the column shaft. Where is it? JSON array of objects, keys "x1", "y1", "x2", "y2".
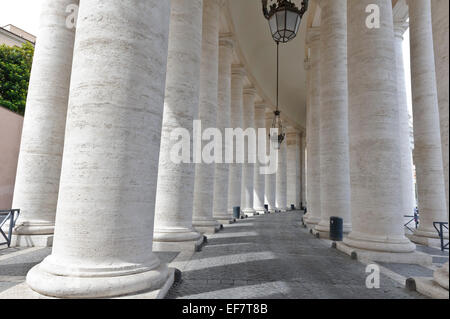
[
  {"x1": 409, "y1": 0, "x2": 447, "y2": 242},
  {"x1": 153, "y1": 0, "x2": 203, "y2": 250},
  {"x1": 276, "y1": 140, "x2": 287, "y2": 211},
  {"x1": 12, "y1": 0, "x2": 78, "y2": 243},
  {"x1": 253, "y1": 103, "x2": 266, "y2": 213},
  {"x1": 192, "y1": 0, "x2": 221, "y2": 234},
  {"x1": 304, "y1": 28, "x2": 321, "y2": 225},
  {"x1": 212, "y1": 35, "x2": 233, "y2": 222},
  {"x1": 300, "y1": 134, "x2": 306, "y2": 208},
  {"x1": 286, "y1": 131, "x2": 300, "y2": 209},
  {"x1": 343, "y1": 0, "x2": 415, "y2": 253},
  {"x1": 316, "y1": 0, "x2": 351, "y2": 234},
  {"x1": 265, "y1": 111, "x2": 276, "y2": 212},
  {"x1": 241, "y1": 87, "x2": 257, "y2": 216},
  {"x1": 26, "y1": 0, "x2": 173, "y2": 298}
]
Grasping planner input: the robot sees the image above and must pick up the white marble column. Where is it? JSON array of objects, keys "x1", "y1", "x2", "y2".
[
  {"x1": 241, "y1": 87, "x2": 257, "y2": 216},
  {"x1": 153, "y1": 0, "x2": 204, "y2": 252},
  {"x1": 304, "y1": 28, "x2": 321, "y2": 226},
  {"x1": 11, "y1": 0, "x2": 78, "y2": 247},
  {"x1": 409, "y1": 0, "x2": 448, "y2": 244},
  {"x1": 343, "y1": 0, "x2": 415, "y2": 253},
  {"x1": 253, "y1": 102, "x2": 266, "y2": 214},
  {"x1": 286, "y1": 130, "x2": 300, "y2": 209},
  {"x1": 316, "y1": 0, "x2": 351, "y2": 236},
  {"x1": 213, "y1": 35, "x2": 234, "y2": 223},
  {"x1": 192, "y1": 0, "x2": 221, "y2": 234},
  {"x1": 26, "y1": 0, "x2": 173, "y2": 298},
  {"x1": 276, "y1": 139, "x2": 288, "y2": 212},
  {"x1": 227, "y1": 65, "x2": 246, "y2": 216},
  {"x1": 432, "y1": 0, "x2": 449, "y2": 293},
  {"x1": 300, "y1": 133, "x2": 306, "y2": 208},
  {"x1": 394, "y1": 21, "x2": 416, "y2": 219},
  {"x1": 265, "y1": 111, "x2": 277, "y2": 213}
]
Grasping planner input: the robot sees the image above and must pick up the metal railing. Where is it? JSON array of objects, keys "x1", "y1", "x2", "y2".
[
  {"x1": 433, "y1": 221, "x2": 449, "y2": 252},
  {"x1": 0, "y1": 209, "x2": 20, "y2": 247},
  {"x1": 404, "y1": 210, "x2": 419, "y2": 233}
]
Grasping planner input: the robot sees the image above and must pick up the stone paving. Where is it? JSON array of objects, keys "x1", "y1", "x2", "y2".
[
  {"x1": 166, "y1": 211, "x2": 430, "y2": 299},
  {"x1": 0, "y1": 211, "x2": 445, "y2": 299}
]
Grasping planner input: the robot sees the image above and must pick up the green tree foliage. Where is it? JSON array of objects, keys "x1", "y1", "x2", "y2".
[{"x1": 0, "y1": 42, "x2": 34, "y2": 116}]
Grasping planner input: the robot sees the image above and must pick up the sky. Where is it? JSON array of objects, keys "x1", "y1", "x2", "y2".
[{"x1": 0, "y1": 0, "x2": 413, "y2": 116}]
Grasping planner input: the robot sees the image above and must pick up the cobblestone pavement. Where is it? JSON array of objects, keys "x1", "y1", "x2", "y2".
[{"x1": 166, "y1": 211, "x2": 426, "y2": 299}]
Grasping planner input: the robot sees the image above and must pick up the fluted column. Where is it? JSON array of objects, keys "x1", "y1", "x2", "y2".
[
  {"x1": 316, "y1": 0, "x2": 351, "y2": 236},
  {"x1": 227, "y1": 66, "x2": 246, "y2": 216},
  {"x1": 11, "y1": 0, "x2": 78, "y2": 246},
  {"x1": 26, "y1": 0, "x2": 173, "y2": 298},
  {"x1": 265, "y1": 111, "x2": 276, "y2": 213},
  {"x1": 153, "y1": 0, "x2": 204, "y2": 251},
  {"x1": 192, "y1": 0, "x2": 221, "y2": 234},
  {"x1": 276, "y1": 139, "x2": 288, "y2": 212},
  {"x1": 409, "y1": 0, "x2": 448, "y2": 244},
  {"x1": 286, "y1": 130, "x2": 300, "y2": 209},
  {"x1": 432, "y1": 0, "x2": 449, "y2": 293},
  {"x1": 304, "y1": 28, "x2": 321, "y2": 225},
  {"x1": 343, "y1": 0, "x2": 415, "y2": 253},
  {"x1": 253, "y1": 102, "x2": 266, "y2": 214},
  {"x1": 394, "y1": 20, "x2": 416, "y2": 219},
  {"x1": 213, "y1": 35, "x2": 233, "y2": 223},
  {"x1": 241, "y1": 87, "x2": 257, "y2": 216}
]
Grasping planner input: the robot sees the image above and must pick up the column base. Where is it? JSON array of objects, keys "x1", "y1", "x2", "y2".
[
  {"x1": 11, "y1": 234, "x2": 54, "y2": 247},
  {"x1": 342, "y1": 231, "x2": 416, "y2": 253},
  {"x1": 254, "y1": 208, "x2": 266, "y2": 215},
  {"x1": 24, "y1": 256, "x2": 174, "y2": 299},
  {"x1": 406, "y1": 277, "x2": 449, "y2": 299},
  {"x1": 314, "y1": 220, "x2": 352, "y2": 239},
  {"x1": 334, "y1": 241, "x2": 431, "y2": 265},
  {"x1": 304, "y1": 215, "x2": 320, "y2": 226},
  {"x1": 408, "y1": 229, "x2": 448, "y2": 247},
  {"x1": 434, "y1": 262, "x2": 449, "y2": 290},
  {"x1": 153, "y1": 231, "x2": 206, "y2": 252},
  {"x1": 193, "y1": 219, "x2": 222, "y2": 235}
]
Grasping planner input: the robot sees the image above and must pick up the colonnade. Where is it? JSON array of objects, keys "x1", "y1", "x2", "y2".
[{"x1": 6, "y1": 0, "x2": 449, "y2": 299}]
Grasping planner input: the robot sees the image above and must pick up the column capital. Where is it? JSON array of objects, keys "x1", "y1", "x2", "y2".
[
  {"x1": 394, "y1": 20, "x2": 409, "y2": 40},
  {"x1": 304, "y1": 57, "x2": 311, "y2": 71},
  {"x1": 231, "y1": 64, "x2": 246, "y2": 78},
  {"x1": 255, "y1": 101, "x2": 267, "y2": 110},
  {"x1": 219, "y1": 33, "x2": 234, "y2": 49},
  {"x1": 243, "y1": 86, "x2": 257, "y2": 96}
]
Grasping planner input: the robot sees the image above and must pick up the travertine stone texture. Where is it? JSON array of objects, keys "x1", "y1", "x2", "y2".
[
  {"x1": 12, "y1": 0, "x2": 78, "y2": 237},
  {"x1": 264, "y1": 111, "x2": 276, "y2": 213},
  {"x1": 241, "y1": 87, "x2": 257, "y2": 215},
  {"x1": 154, "y1": 0, "x2": 203, "y2": 246},
  {"x1": 276, "y1": 140, "x2": 288, "y2": 211},
  {"x1": 394, "y1": 21, "x2": 415, "y2": 218},
  {"x1": 344, "y1": 0, "x2": 415, "y2": 253},
  {"x1": 316, "y1": 0, "x2": 351, "y2": 234},
  {"x1": 213, "y1": 35, "x2": 233, "y2": 222},
  {"x1": 227, "y1": 66, "x2": 245, "y2": 215},
  {"x1": 431, "y1": 0, "x2": 449, "y2": 292},
  {"x1": 304, "y1": 28, "x2": 321, "y2": 225},
  {"x1": 409, "y1": 0, "x2": 447, "y2": 240},
  {"x1": 253, "y1": 103, "x2": 266, "y2": 213},
  {"x1": 26, "y1": 0, "x2": 173, "y2": 298},
  {"x1": 286, "y1": 131, "x2": 300, "y2": 208},
  {"x1": 193, "y1": 0, "x2": 221, "y2": 233}
]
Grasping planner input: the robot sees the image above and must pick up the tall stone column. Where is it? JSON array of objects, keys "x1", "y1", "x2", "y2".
[
  {"x1": 192, "y1": 0, "x2": 221, "y2": 234},
  {"x1": 264, "y1": 111, "x2": 276, "y2": 213},
  {"x1": 11, "y1": 0, "x2": 78, "y2": 247},
  {"x1": 316, "y1": 0, "x2": 351, "y2": 236},
  {"x1": 304, "y1": 28, "x2": 321, "y2": 226},
  {"x1": 276, "y1": 140, "x2": 288, "y2": 212},
  {"x1": 253, "y1": 102, "x2": 266, "y2": 214},
  {"x1": 213, "y1": 35, "x2": 234, "y2": 223},
  {"x1": 343, "y1": 0, "x2": 415, "y2": 253},
  {"x1": 227, "y1": 66, "x2": 246, "y2": 216},
  {"x1": 394, "y1": 20, "x2": 416, "y2": 219},
  {"x1": 286, "y1": 130, "x2": 300, "y2": 209},
  {"x1": 300, "y1": 133, "x2": 306, "y2": 208},
  {"x1": 432, "y1": 0, "x2": 449, "y2": 294},
  {"x1": 241, "y1": 87, "x2": 257, "y2": 216},
  {"x1": 26, "y1": 0, "x2": 173, "y2": 298},
  {"x1": 153, "y1": 0, "x2": 204, "y2": 252},
  {"x1": 408, "y1": 0, "x2": 448, "y2": 244}
]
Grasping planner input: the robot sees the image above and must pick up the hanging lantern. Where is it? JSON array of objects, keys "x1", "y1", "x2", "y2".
[
  {"x1": 262, "y1": 0, "x2": 309, "y2": 44},
  {"x1": 270, "y1": 110, "x2": 285, "y2": 150}
]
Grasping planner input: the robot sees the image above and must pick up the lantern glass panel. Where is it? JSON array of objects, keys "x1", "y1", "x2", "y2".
[
  {"x1": 269, "y1": 14, "x2": 277, "y2": 37},
  {"x1": 276, "y1": 11, "x2": 286, "y2": 32},
  {"x1": 286, "y1": 10, "x2": 298, "y2": 32}
]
